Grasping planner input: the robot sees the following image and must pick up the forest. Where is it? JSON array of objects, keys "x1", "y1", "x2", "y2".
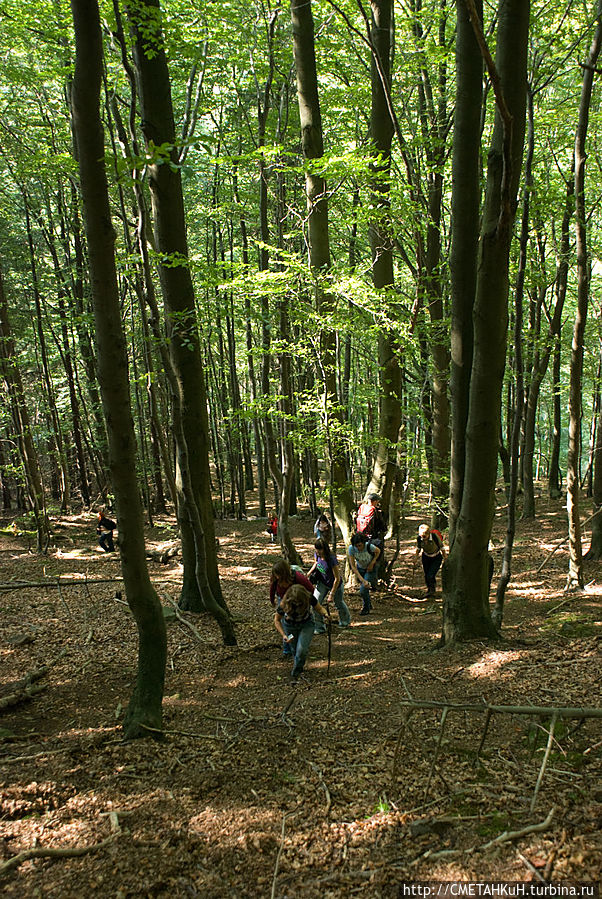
[{"x1": 0, "y1": 0, "x2": 601, "y2": 894}]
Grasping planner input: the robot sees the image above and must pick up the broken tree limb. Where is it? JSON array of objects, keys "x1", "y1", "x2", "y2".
[
  {"x1": 398, "y1": 698, "x2": 602, "y2": 719},
  {"x1": 481, "y1": 806, "x2": 556, "y2": 850},
  {"x1": 0, "y1": 833, "x2": 117, "y2": 877},
  {"x1": 530, "y1": 713, "x2": 558, "y2": 813},
  {"x1": 0, "y1": 683, "x2": 46, "y2": 711},
  {"x1": 536, "y1": 507, "x2": 601, "y2": 574},
  {"x1": 309, "y1": 760, "x2": 332, "y2": 817},
  {"x1": 424, "y1": 706, "x2": 449, "y2": 802},
  {"x1": 0, "y1": 649, "x2": 67, "y2": 712},
  {"x1": 0, "y1": 577, "x2": 124, "y2": 592}
]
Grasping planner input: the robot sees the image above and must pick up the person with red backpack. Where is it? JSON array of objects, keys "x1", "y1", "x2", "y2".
[
  {"x1": 355, "y1": 494, "x2": 387, "y2": 581},
  {"x1": 416, "y1": 524, "x2": 446, "y2": 597},
  {"x1": 355, "y1": 494, "x2": 386, "y2": 543},
  {"x1": 266, "y1": 512, "x2": 278, "y2": 543}
]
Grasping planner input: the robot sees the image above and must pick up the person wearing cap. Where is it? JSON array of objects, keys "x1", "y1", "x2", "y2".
[{"x1": 416, "y1": 524, "x2": 446, "y2": 597}]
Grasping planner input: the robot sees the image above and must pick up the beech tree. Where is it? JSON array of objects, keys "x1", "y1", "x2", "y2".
[
  {"x1": 566, "y1": 1, "x2": 602, "y2": 589},
  {"x1": 442, "y1": 0, "x2": 530, "y2": 643},
  {"x1": 125, "y1": 0, "x2": 235, "y2": 641},
  {"x1": 70, "y1": 0, "x2": 166, "y2": 737},
  {"x1": 291, "y1": 0, "x2": 355, "y2": 545}
]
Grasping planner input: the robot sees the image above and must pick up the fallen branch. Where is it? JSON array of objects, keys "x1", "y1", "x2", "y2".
[
  {"x1": 139, "y1": 723, "x2": 222, "y2": 741},
  {"x1": 418, "y1": 807, "x2": 557, "y2": 863},
  {"x1": 0, "y1": 577, "x2": 124, "y2": 592},
  {"x1": 0, "y1": 834, "x2": 117, "y2": 877},
  {"x1": 309, "y1": 761, "x2": 332, "y2": 817},
  {"x1": 0, "y1": 683, "x2": 46, "y2": 712},
  {"x1": 270, "y1": 802, "x2": 304, "y2": 899},
  {"x1": 0, "y1": 649, "x2": 67, "y2": 712},
  {"x1": 530, "y1": 714, "x2": 558, "y2": 813},
  {"x1": 398, "y1": 698, "x2": 602, "y2": 719},
  {"x1": 1, "y1": 747, "x2": 71, "y2": 764},
  {"x1": 271, "y1": 812, "x2": 288, "y2": 899},
  {"x1": 481, "y1": 806, "x2": 556, "y2": 850},
  {"x1": 536, "y1": 508, "x2": 601, "y2": 574}
]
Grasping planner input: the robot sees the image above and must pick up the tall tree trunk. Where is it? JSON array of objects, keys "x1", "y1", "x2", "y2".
[
  {"x1": 548, "y1": 334, "x2": 563, "y2": 499},
  {"x1": 443, "y1": 0, "x2": 529, "y2": 643},
  {"x1": 365, "y1": 0, "x2": 402, "y2": 518},
  {"x1": 70, "y1": 0, "x2": 166, "y2": 738},
  {"x1": 414, "y1": 0, "x2": 451, "y2": 530},
  {"x1": 0, "y1": 261, "x2": 50, "y2": 550},
  {"x1": 566, "y1": 3, "x2": 602, "y2": 589},
  {"x1": 493, "y1": 84, "x2": 533, "y2": 626},
  {"x1": 291, "y1": 0, "x2": 354, "y2": 546},
  {"x1": 524, "y1": 169, "x2": 574, "y2": 515},
  {"x1": 23, "y1": 200, "x2": 71, "y2": 512},
  {"x1": 447, "y1": 0, "x2": 483, "y2": 545},
  {"x1": 585, "y1": 340, "x2": 602, "y2": 559},
  {"x1": 126, "y1": 0, "x2": 226, "y2": 619}
]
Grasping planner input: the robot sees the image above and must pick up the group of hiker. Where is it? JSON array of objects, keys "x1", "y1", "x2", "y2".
[
  {"x1": 269, "y1": 494, "x2": 447, "y2": 683},
  {"x1": 94, "y1": 496, "x2": 447, "y2": 685}
]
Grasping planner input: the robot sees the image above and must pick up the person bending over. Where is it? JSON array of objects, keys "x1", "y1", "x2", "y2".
[
  {"x1": 269, "y1": 560, "x2": 314, "y2": 657},
  {"x1": 274, "y1": 584, "x2": 328, "y2": 683}
]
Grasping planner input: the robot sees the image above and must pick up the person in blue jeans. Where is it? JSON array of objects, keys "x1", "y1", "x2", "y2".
[
  {"x1": 274, "y1": 584, "x2": 328, "y2": 683},
  {"x1": 348, "y1": 533, "x2": 381, "y2": 615},
  {"x1": 269, "y1": 560, "x2": 315, "y2": 658},
  {"x1": 307, "y1": 538, "x2": 351, "y2": 631}
]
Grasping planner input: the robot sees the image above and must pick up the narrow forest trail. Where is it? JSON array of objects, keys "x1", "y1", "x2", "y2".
[{"x1": 0, "y1": 499, "x2": 601, "y2": 897}]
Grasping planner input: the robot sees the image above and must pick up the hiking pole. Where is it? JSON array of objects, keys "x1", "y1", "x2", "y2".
[
  {"x1": 326, "y1": 606, "x2": 332, "y2": 677},
  {"x1": 411, "y1": 555, "x2": 417, "y2": 590}
]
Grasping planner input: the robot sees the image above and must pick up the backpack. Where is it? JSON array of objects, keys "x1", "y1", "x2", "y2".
[
  {"x1": 430, "y1": 529, "x2": 443, "y2": 549},
  {"x1": 356, "y1": 502, "x2": 376, "y2": 536}
]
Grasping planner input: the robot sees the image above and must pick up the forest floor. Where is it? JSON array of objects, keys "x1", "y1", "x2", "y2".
[{"x1": 0, "y1": 494, "x2": 601, "y2": 898}]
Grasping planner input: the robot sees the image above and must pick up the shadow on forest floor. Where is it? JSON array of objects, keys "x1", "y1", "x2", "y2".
[{"x1": 0, "y1": 494, "x2": 601, "y2": 896}]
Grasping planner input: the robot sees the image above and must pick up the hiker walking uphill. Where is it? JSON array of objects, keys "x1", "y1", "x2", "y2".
[
  {"x1": 273, "y1": 584, "x2": 328, "y2": 684},
  {"x1": 307, "y1": 538, "x2": 351, "y2": 630},
  {"x1": 355, "y1": 494, "x2": 386, "y2": 546},
  {"x1": 355, "y1": 494, "x2": 387, "y2": 581},
  {"x1": 416, "y1": 524, "x2": 446, "y2": 597},
  {"x1": 96, "y1": 509, "x2": 116, "y2": 553},
  {"x1": 269, "y1": 560, "x2": 315, "y2": 658},
  {"x1": 347, "y1": 533, "x2": 380, "y2": 615},
  {"x1": 313, "y1": 513, "x2": 333, "y2": 545},
  {"x1": 266, "y1": 512, "x2": 278, "y2": 543}
]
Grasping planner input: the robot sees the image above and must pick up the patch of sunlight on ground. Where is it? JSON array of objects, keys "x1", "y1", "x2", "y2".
[{"x1": 466, "y1": 649, "x2": 524, "y2": 679}]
